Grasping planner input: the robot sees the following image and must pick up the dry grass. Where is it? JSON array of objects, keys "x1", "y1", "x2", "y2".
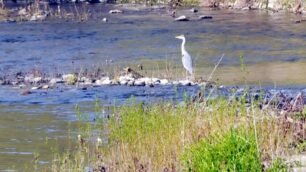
[{"x1": 47, "y1": 96, "x2": 305, "y2": 171}]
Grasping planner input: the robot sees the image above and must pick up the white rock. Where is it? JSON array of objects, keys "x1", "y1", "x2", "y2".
[
  {"x1": 42, "y1": 85, "x2": 49, "y2": 89},
  {"x1": 134, "y1": 80, "x2": 145, "y2": 86},
  {"x1": 152, "y1": 78, "x2": 160, "y2": 83},
  {"x1": 83, "y1": 81, "x2": 93, "y2": 86},
  {"x1": 79, "y1": 77, "x2": 91, "y2": 83},
  {"x1": 179, "y1": 80, "x2": 191, "y2": 86},
  {"x1": 19, "y1": 84, "x2": 26, "y2": 88},
  {"x1": 24, "y1": 75, "x2": 34, "y2": 82},
  {"x1": 120, "y1": 80, "x2": 128, "y2": 85},
  {"x1": 101, "y1": 78, "x2": 111, "y2": 85},
  {"x1": 190, "y1": 8, "x2": 198, "y2": 13},
  {"x1": 95, "y1": 80, "x2": 103, "y2": 86},
  {"x1": 31, "y1": 86, "x2": 40, "y2": 90},
  {"x1": 100, "y1": 76, "x2": 110, "y2": 80},
  {"x1": 172, "y1": 81, "x2": 179, "y2": 85},
  {"x1": 33, "y1": 77, "x2": 42, "y2": 83},
  {"x1": 102, "y1": 17, "x2": 108, "y2": 22},
  {"x1": 160, "y1": 79, "x2": 169, "y2": 85},
  {"x1": 127, "y1": 80, "x2": 134, "y2": 86},
  {"x1": 30, "y1": 13, "x2": 47, "y2": 21},
  {"x1": 175, "y1": 15, "x2": 189, "y2": 21},
  {"x1": 119, "y1": 76, "x2": 134, "y2": 82},
  {"x1": 139, "y1": 77, "x2": 151, "y2": 84},
  {"x1": 49, "y1": 78, "x2": 64, "y2": 85},
  {"x1": 109, "y1": 9, "x2": 123, "y2": 14}
]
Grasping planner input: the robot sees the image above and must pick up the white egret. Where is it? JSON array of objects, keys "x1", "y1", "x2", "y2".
[{"x1": 175, "y1": 35, "x2": 193, "y2": 78}]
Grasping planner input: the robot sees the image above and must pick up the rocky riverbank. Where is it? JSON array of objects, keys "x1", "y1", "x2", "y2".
[
  {"x1": 0, "y1": 67, "x2": 214, "y2": 96},
  {"x1": 0, "y1": 0, "x2": 306, "y2": 23}
]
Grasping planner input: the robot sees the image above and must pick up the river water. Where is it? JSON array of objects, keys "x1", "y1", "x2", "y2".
[{"x1": 0, "y1": 5, "x2": 306, "y2": 170}]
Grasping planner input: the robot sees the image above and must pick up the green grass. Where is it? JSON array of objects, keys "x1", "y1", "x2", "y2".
[
  {"x1": 184, "y1": 128, "x2": 262, "y2": 171},
  {"x1": 43, "y1": 94, "x2": 304, "y2": 171}
]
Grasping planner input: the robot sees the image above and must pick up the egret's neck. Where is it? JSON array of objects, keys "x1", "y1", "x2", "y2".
[{"x1": 181, "y1": 38, "x2": 186, "y2": 55}]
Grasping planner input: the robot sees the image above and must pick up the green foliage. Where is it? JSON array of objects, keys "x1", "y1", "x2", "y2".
[
  {"x1": 266, "y1": 158, "x2": 289, "y2": 172},
  {"x1": 108, "y1": 102, "x2": 185, "y2": 145},
  {"x1": 184, "y1": 129, "x2": 262, "y2": 172}
]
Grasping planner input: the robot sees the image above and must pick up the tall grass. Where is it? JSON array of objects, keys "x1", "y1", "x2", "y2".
[{"x1": 46, "y1": 94, "x2": 304, "y2": 171}]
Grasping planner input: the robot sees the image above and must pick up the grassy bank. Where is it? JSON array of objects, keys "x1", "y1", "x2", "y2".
[{"x1": 46, "y1": 94, "x2": 305, "y2": 171}]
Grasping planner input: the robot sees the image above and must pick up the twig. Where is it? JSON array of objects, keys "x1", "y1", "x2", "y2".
[
  {"x1": 200, "y1": 54, "x2": 224, "y2": 105},
  {"x1": 207, "y1": 53, "x2": 224, "y2": 82}
]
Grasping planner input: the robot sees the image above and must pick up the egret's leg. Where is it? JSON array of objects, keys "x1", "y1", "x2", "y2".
[{"x1": 186, "y1": 70, "x2": 188, "y2": 80}]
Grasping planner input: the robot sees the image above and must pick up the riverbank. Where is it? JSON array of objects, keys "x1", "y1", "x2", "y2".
[
  {"x1": 0, "y1": 0, "x2": 306, "y2": 23},
  {"x1": 46, "y1": 95, "x2": 306, "y2": 171}
]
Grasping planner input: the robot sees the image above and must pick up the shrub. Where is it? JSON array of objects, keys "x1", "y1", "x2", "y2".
[{"x1": 184, "y1": 129, "x2": 262, "y2": 171}]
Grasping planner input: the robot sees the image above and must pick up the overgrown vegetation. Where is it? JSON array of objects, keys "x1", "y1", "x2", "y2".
[
  {"x1": 43, "y1": 92, "x2": 305, "y2": 171},
  {"x1": 184, "y1": 129, "x2": 262, "y2": 171}
]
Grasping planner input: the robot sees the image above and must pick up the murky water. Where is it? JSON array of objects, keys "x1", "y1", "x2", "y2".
[{"x1": 1, "y1": 5, "x2": 306, "y2": 170}]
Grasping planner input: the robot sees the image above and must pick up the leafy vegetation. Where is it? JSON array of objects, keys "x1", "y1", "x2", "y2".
[{"x1": 184, "y1": 129, "x2": 262, "y2": 171}]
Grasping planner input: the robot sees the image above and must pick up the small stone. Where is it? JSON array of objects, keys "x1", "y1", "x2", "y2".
[
  {"x1": 82, "y1": 81, "x2": 93, "y2": 86},
  {"x1": 152, "y1": 78, "x2": 160, "y2": 83},
  {"x1": 179, "y1": 80, "x2": 191, "y2": 86},
  {"x1": 175, "y1": 15, "x2": 189, "y2": 21},
  {"x1": 109, "y1": 9, "x2": 123, "y2": 14},
  {"x1": 11, "y1": 81, "x2": 18, "y2": 86},
  {"x1": 198, "y1": 15, "x2": 213, "y2": 20},
  {"x1": 79, "y1": 77, "x2": 91, "y2": 83},
  {"x1": 102, "y1": 79, "x2": 111, "y2": 85},
  {"x1": 19, "y1": 84, "x2": 26, "y2": 88},
  {"x1": 241, "y1": 7, "x2": 250, "y2": 10},
  {"x1": 50, "y1": 78, "x2": 64, "y2": 85},
  {"x1": 160, "y1": 79, "x2": 169, "y2": 85},
  {"x1": 139, "y1": 77, "x2": 151, "y2": 84},
  {"x1": 127, "y1": 80, "x2": 134, "y2": 86},
  {"x1": 134, "y1": 80, "x2": 145, "y2": 86},
  {"x1": 33, "y1": 77, "x2": 42, "y2": 83},
  {"x1": 119, "y1": 76, "x2": 135, "y2": 82},
  {"x1": 172, "y1": 81, "x2": 179, "y2": 85},
  {"x1": 30, "y1": 13, "x2": 47, "y2": 21},
  {"x1": 42, "y1": 85, "x2": 49, "y2": 89},
  {"x1": 31, "y1": 86, "x2": 41, "y2": 90},
  {"x1": 120, "y1": 80, "x2": 128, "y2": 85},
  {"x1": 95, "y1": 80, "x2": 103, "y2": 86},
  {"x1": 102, "y1": 17, "x2": 108, "y2": 22},
  {"x1": 190, "y1": 8, "x2": 198, "y2": 13},
  {"x1": 24, "y1": 75, "x2": 34, "y2": 83}
]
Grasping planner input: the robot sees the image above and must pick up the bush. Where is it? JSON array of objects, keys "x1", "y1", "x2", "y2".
[{"x1": 184, "y1": 129, "x2": 262, "y2": 171}]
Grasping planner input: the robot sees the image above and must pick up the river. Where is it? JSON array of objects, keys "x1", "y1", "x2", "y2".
[{"x1": 0, "y1": 5, "x2": 306, "y2": 170}]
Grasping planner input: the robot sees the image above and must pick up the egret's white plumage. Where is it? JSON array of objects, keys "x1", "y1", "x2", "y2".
[{"x1": 175, "y1": 35, "x2": 193, "y2": 75}]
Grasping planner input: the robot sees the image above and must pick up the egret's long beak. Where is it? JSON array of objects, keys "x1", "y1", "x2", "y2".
[{"x1": 175, "y1": 36, "x2": 180, "y2": 39}]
